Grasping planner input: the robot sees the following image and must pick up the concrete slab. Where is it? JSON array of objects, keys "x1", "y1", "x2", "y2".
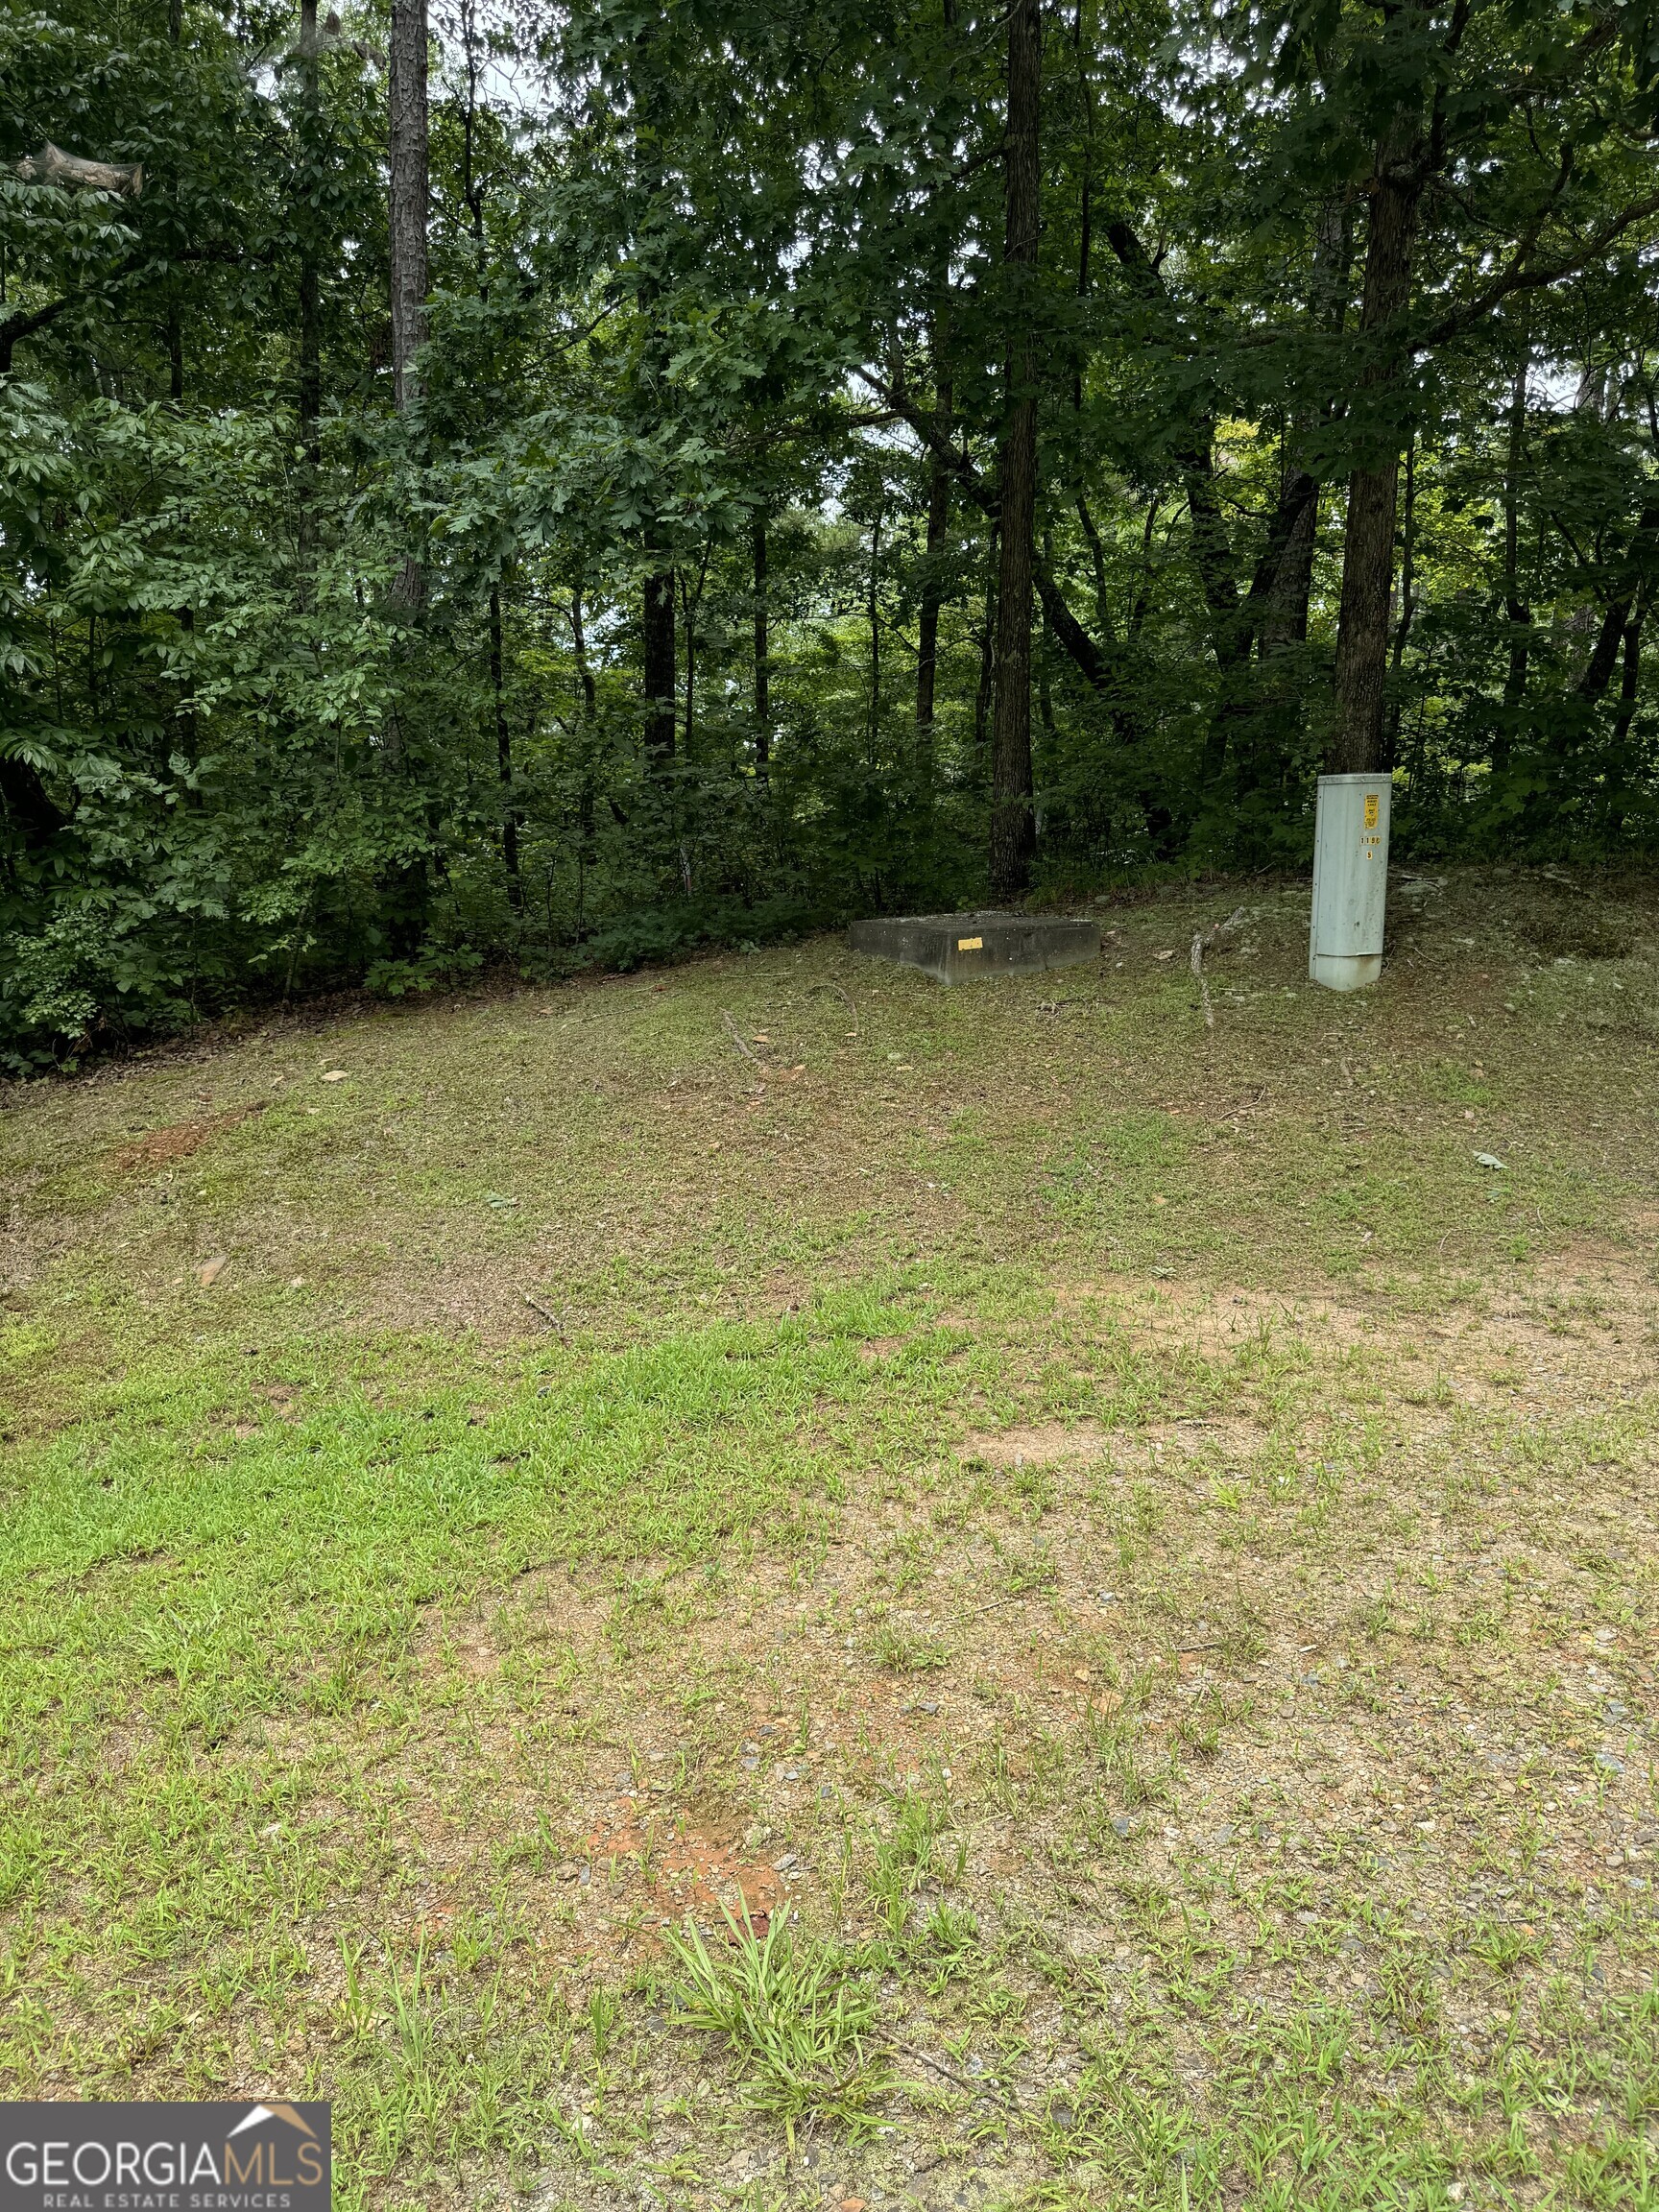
[{"x1": 848, "y1": 910, "x2": 1100, "y2": 985}]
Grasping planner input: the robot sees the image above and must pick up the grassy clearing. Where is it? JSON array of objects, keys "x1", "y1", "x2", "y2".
[{"x1": 2, "y1": 867, "x2": 1658, "y2": 2210}]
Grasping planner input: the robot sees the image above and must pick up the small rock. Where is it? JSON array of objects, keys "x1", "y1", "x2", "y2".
[
  {"x1": 1111, "y1": 1817, "x2": 1135, "y2": 1839},
  {"x1": 196, "y1": 1256, "x2": 228, "y2": 1287},
  {"x1": 773, "y1": 1852, "x2": 798, "y2": 1871},
  {"x1": 1474, "y1": 1152, "x2": 1506, "y2": 1170},
  {"x1": 555, "y1": 1861, "x2": 579, "y2": 1883}
]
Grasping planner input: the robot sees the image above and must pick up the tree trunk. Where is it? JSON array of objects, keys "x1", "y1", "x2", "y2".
[
  {"x1": 382, "y1": 0, "x2": 428, "y2": 940},
  {"x1": 491, "y1": 584, "x2": 521, "y2": 910},
  {"x1": 297, "y1": 0, "x2": 322, "y2": 465},
  {"x1": 388, "y1": 0, "x2": 428, "y2": 418},
  {"x1": 915, "y1": 325, "x2": 952, "y2": 748},
  {"x1": 754, "y1": 510, "x2": 770, "y2": 773},
  {"x1": 1258, "y1": 200, "x2": 1348, "y2": 665},
  {"x1": 1074, "y1": 493, "x2": 1111, "y2": 640},
  {"x1": 294, "y1": 0, "x2": 323, "y2": 603},
  {"x1": 1611, "y1": 609, "x2": 1644, "y2": 750},
  {"x1": 1501, "y1": 349, "x2": 1530, "y2": 722},
  {"x1": 974, "y1": 533, "x2": 999, "y2": 756},
  {"x1": 989, "y1": 0, "x2": 1041, "y2": 902},
  {"x1": 1576, "y1": 487, "x2": 1659, "y2": 702},
  {"x1": 1383, "y1": 432, "x2": 1418, "y2": 752},
  {"x1": 867, "y1": 501, "x2": 882, "y2": 758},
  {"x1": 1038, "y1": 530, "x2": 1056, "y2": 739},
  {"x1": 682, "y1": 564, "x2": 704, "y2": 754},
  {"x1": 570, "y1": 588, "x2": 597, "y2": 720},
  {"x1": 0, "y1": 757, "x2": 64, "y2": 854},
  {"x1": 1328, "y1": 170, "x2": 1422, "y2": 773},
  {"x1": 1580, "y1": 597, "x2": 1634, "y2": 701},
  {"x1": 1259, "y1": 474, "x2": 1318, "y2": 656},
  {"x1": 642, "y1": 569, "x2": 676, "y2": 755}
]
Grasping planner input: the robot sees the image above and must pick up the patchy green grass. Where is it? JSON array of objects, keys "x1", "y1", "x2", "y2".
[{"x1": 2, "y1": 868, "x2": 1658, "y2": 2210}]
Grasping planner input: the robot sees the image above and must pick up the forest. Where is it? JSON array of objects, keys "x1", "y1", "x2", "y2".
[{"x1": 2, "y1": 0, "x2": 1658, "y2": 1064}]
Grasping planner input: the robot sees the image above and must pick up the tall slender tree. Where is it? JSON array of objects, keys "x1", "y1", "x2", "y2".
[{"x1": 989, "y1": 0, "x2": 1042, "y2": 899}]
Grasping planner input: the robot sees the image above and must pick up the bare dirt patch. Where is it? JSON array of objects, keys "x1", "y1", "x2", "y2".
[{"x1": 109, "y1": 1101, "x2": 266, "y2": 1172}]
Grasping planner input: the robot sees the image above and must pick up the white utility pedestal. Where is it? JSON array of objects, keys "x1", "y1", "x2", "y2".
[{"x1": 1309, "y1": 771, "x2": 1391, "y2": 991}]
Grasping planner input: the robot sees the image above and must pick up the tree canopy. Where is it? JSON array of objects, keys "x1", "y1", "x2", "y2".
[{"x1": 3, "y1": 0, "x2": 1657, "y2": 1062}]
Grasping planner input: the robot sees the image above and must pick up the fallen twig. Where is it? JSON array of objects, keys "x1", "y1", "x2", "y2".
[
  {"x1": 893, "y1": 2038, "x2": 1022, "y2": 2112},
  {"x1": 720, "y1": 1009, "x2": 764, "y2": 1067},
  {"x1": 964, "y1": 1592, "x2": 1041, "y2": 1621},
  {"x1": 1190, "y1": 906, "x2": 1248, "y2": 1029},
  {"x1": 523, "y1": 1291, "x2": 565, "y2": 1334}
]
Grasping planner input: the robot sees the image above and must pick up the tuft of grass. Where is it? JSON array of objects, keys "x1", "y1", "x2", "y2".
[
  {"x1": 665, "y1": 1906, "x2": 891, "y2": 2142},
  {"x1": 1466, "y1": 1917, "x2": 1546, "y2": 1975},
  {"x1": 870, "y1": 1620, "x2": 951, "y2": 1673}
]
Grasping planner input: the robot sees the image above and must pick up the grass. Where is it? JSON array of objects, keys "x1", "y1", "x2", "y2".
[
  {"x1": 666, "y1": 1907, "x2": 890, "y2": 2141},
  {"x1": 1, "y1": 865, "x2": 1657, "y2": 2208}
]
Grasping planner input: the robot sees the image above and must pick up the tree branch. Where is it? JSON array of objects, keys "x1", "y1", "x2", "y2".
[
  {"x1": 1419, "y1": 188, "x2": 1659, "y2": 349},
  {"x1": 854, "y1": 359, "x2": 1117, "y2": 697},
  {"x1": 0, "y1": 297, "x2": 74, "y2": 375}
]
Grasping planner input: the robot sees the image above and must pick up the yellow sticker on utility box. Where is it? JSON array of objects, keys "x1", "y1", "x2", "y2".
[
  {"x1": 957, "y1": 935, "x2": 983, "y2": 951},
  {"x1": 1363, "y1": 793, "x2": 1380, "y2": 828}
]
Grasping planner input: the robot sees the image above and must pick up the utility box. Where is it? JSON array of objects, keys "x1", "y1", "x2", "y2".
[
  {"x1": 849, "y1": 910, "x2": 1099, "y2": 985},
  {"x1": 1309, "y1": 772, "x2": 1391, "y2": 991}
]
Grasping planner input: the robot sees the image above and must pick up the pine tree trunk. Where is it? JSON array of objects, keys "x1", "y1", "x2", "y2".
[
  {"x1": 1328, "y1": 170, "x2": 1421, "y2": 773},
  {"x1": 989, "y1": 0, "x2": 1041, "y2": 902}
]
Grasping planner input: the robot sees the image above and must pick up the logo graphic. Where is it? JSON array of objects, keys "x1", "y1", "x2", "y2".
[
  {"x1": 1, "y1": 2099, "x2": 330, "y2": 2209},
  {"x1": 228, "y1": 2104, "x2": 318, "y2": 2144}
]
